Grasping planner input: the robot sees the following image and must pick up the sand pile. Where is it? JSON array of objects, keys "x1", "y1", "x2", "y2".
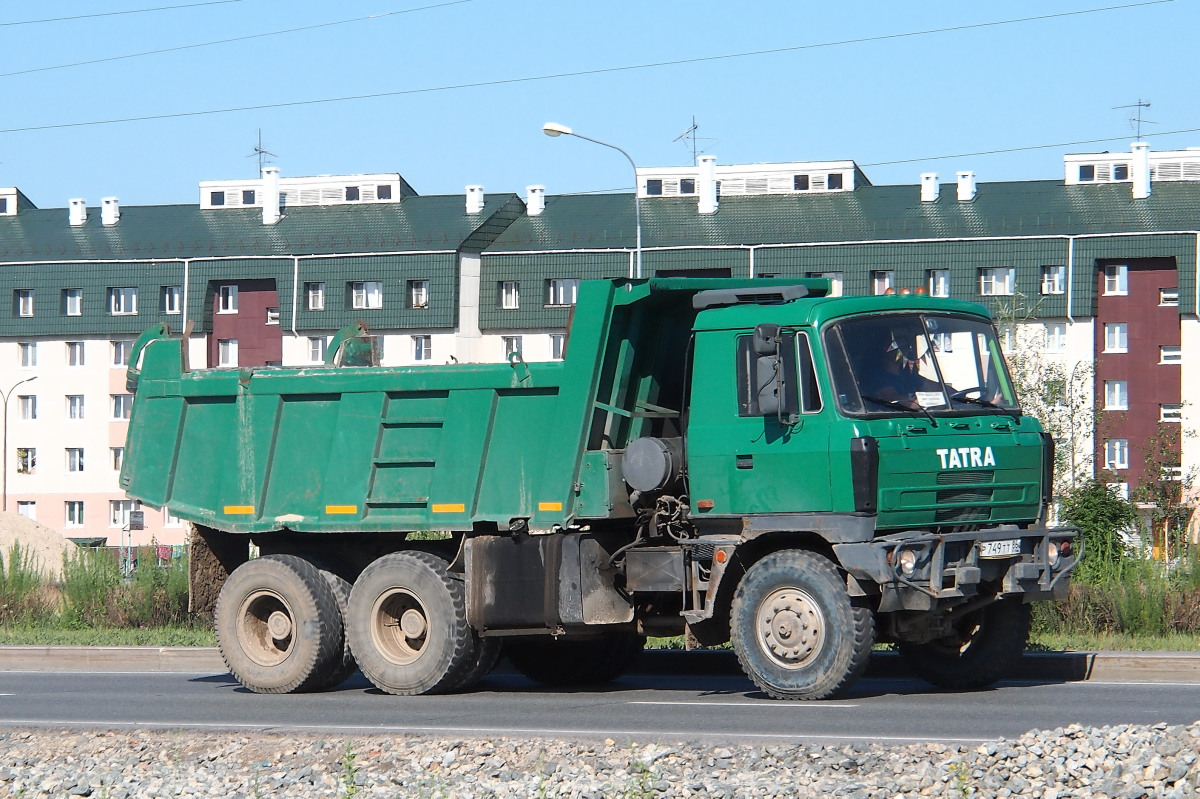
[{"x1": 0, "y1": 512, "x2": 76, "y2": 581}]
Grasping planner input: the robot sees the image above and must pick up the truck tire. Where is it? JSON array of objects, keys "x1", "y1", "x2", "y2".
[
  {"x1": 317, "y1": 570, "x2": 358, "y2": 690},
  {"x1": 214, "y1": 554, "x2": 344, "y2": 694},
  {"x1": 448, "y1": 637, "x2": 503, "y2": 692},
  {"x1": 897, "y1": 598, "x2": 1031, "y2": 690},
  {"x1": 345, "y1": 551, "x2": 479, "y2": 695},
  {"x1": 730, "y1": 550, "x2": 874, "y2": 700},
  {"x1": 506, "y1": 632, "x2": 645, "y2": 686}
]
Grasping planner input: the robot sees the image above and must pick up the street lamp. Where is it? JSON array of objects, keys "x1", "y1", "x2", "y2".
[
  {"x1": 1, "y1": 375, "x2": 37, "y2": 513},
  {"x1": 542, "y1": 122, "x2": 643, "y2": 279}
]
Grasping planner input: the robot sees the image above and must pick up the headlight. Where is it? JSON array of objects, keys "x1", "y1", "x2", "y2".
[
  {"x1": 1047, "y1": 541, "x2": 1060, "y2": 568},
  {"x1": 896, "y1": 548, "x2": 917, "y2": 577}
]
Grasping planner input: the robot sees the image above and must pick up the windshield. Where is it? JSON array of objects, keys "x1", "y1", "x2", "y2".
[{"x1": 825, "y1": 313, "x2": 1019, "y2": 415}]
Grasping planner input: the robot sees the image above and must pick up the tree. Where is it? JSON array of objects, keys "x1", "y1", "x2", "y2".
[
  {"x1": 1132, "y1": 421, "x2": 1196, "y2": 563},
  {"x1": 1059, "y1": 480, "x2": 1137, "y2": 580}
]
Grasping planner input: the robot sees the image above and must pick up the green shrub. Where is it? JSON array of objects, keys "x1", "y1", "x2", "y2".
[
  {"x1": 0, "y1": 543, "x2": 53, "y2": 624},
  {"x1": 60, "y1": 547, "x2": 121, "y2": 627}
]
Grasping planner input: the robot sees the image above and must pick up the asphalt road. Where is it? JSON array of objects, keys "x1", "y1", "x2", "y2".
[{"x1": 4, "y1": 667, "x2": 1199, "y2": 746}]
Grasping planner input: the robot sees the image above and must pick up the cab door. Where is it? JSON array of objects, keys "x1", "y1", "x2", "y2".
[{"x1": 686, "y1": 327, "x2": 832, "y2": 516}]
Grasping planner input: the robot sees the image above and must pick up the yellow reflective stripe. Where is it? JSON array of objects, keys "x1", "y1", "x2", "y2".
[
  {"x1": 431, "y1": 503, "x2": 466, "y2": 513},
  {"x1": 325, "y1": 505, "x2": 358, "y2": 515},
  {"x1": 223, "y1": 505, "x2": 254, "y2": 515},
  {"x1": 538, "y1": 502, "x2": 563, "y2": 512}
]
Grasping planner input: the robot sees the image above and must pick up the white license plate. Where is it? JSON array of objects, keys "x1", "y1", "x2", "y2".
[{"x1": 979, "y1": 539, "x2": 1021, "y2": 558}]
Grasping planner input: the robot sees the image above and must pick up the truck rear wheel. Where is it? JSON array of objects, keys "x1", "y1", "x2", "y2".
[
  {"x1": 214, "y1": 555, "x2": 344, "y2": 694},
  {"x1": 345, "y1": 551, "x2": 479, "y2": 695},
  {"x1": 731, "y1": 550, "x2": 874, "y2": 700},
  {"x1": 506, "y1": 632, "x2": 645, "y2": 686},
  {"x1": 317, "y1": 570, "x2": 358, "y2": 690},
  {"x1": 898, "y1": 598, "x2": 1031, "y2": 690}
]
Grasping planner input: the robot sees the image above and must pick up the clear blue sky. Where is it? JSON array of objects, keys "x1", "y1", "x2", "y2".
[{"x1": 1, "y1": 0, "x2": 1194, "y2": 208}]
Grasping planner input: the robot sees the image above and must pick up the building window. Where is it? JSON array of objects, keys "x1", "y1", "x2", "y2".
[
  {"x1": 18, "y1": 342, "x2": 37, "y2": 367},
  {"x1": 1104, "y1": 439, "x2": 1129, "y2": 471},
  {"x1": 345, "y1": 186, "x2": 360, "y2": 201},
  {"x1": 1160, "y1": 287, "x2": 1179, "y2": 306},
  {"x1": 500, "y1": 281, "x2": 520, "y2": 310},
  {"x1": 1104, "y1": 323, "x2": 1128, "y2": 353},
  {"x1": 794, "y1": 174, "x2": 810, "y2": 191},
  {"x1": 1160, "y1": 345, "x2": 1181, "y2": 364},
  {"x1": 377, "y1": 184, "x2": 392, "y2": 200},
  {"x1": 210, "y1": 191, "x2": 225, "y2": 206},
  {"x1": 1113, "y1": 164, "x2": 1129, "y2": 181},
  {"x1": 1104, "y1": 380, "x2": 1128, "y2": 410},
  {"x1": 645, "y1": 179, "x2": 663, "y2": 196},
  {"x1": 927, "y1": 269, "x2": 950, "y2": 298},
  {"x1": 350, "y1": 281, "x2": 383, "y2": 310},
  {"x1": 1103, "y1": 265, "x2": 1128, "y2": 296},
  {"x1": 1160, "y1": 403, "x2": 1182, "y2": 422},
  {"x1": 112, "y1": 340, "x2": 132, "y2": 366},
  {"x1": 66, "y1": 448, "x2": 85, "y2": 473},
  {"x1": 1162, "y1": 464, "x2": 1183, "y2": 481},
  {"x1": 265, "y1": 307, "x2": 280, "y2": 325},
  {"x1": 1079, "y1": 165, "x2": 1095, "y2": 182},
  {"x1": 979, "y1": 267, "x2": 1016, "y2": 296},
  {"x1": 18, "y1": 395, "x2": 36, "y2": 420},
  {"x1": 807, "y1": 272, "x2": 843, "y2": 297},
  {"x1": 307, "y1": 336, "x2": 328, "y2": 363},
  {"x1": 67, "y1": 395, "x2": 85, "y2": 419},
  {"x1": 15, "y1": 289, "x2": 33, "y2": 317},
  {"x1": 546, "y1": 278, "x2": 579, "y2": 307},
  {"x1": 108, "y1": 287, "x2": 138, "y2": 315},
  {"x1": 161, "y1": 286, "x2": 182, "y2": 314},
  {"x1": 827, "y1": 173, "x2": 844, "y2": 190},
  {"x1": 1040, "y1": 265, "x2": 1066, "y2": 295},
  {"x1": 1044, "y1": 322, "x2": 1067, "y2": 353},
  {"x1": 65, "y1": 501, "x2": 85, "y2": 528},
  {"x1": 16, "y1": 447, "x2": 35, "y2": 474},
  {"x1": 217, "y1": 339, "x2": 238, "y2": 367},
  {"x1": 66, "y1": 341, "x2": 85, "y2": 366},
  {"x1": 872, "y1": 271, "x2": 894, "y2": 295},
  {"x1": 412, "y1": 335, "x2": 432, "y2": 362},
  {"x1": 217, "y1": 285, "x2": 238, "y2": 313},
  {"x1": 163, "y1": 507, "x2": 182, "y2": 527},
  {"x1": 306, "y1": 282, "x2": 325, "y2": 311},
  {"x1": 551, "y1": 334, "x2": 566, "y2": 360},
  {"x1": 408, "y1": 280, "x2": 429, "y2": 309},
  {"x1": 502, "y1": 336, "x2": 523, "y2": 357},
  {"x1": 1107, "y1": 482, "x2": 1129, "y2": 500},
  {"x1": 63, "y1": 288, "x2": 83, "y2": 316},
  {"x1": 109, "y1": 499, "x2": 140, "y2": 528},
  {"x1": 111, "y1": 447, "x2": 125, "y2": 470},
  {"x1": 17, "y1": 501, "x2": 36, "y2": 521},
  {"x1": 112, "y1": 394, "x2": 134, "y2": 420},
  {"x1": 242, "y1": 189, "x2": 256, "y2": 205},
  {"x1": 679, "y1": 178, "x2": 696, "y2": 194}
]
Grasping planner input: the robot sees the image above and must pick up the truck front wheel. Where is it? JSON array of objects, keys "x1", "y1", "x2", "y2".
[
  {"x1": 731, "y1": 550, "x2": 874, "y2": 700},
  {"x1": 346, "y1": 551, "x2": 479, "y2": 695},
  {"x1": 214, "y1": 555, "x2": 344, "y2": 694},
  {"x1": 897, "y1": 598, "x2": 1031, "y2": 690}
]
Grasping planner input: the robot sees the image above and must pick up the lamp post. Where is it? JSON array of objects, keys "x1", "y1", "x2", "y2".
[
  {"x1": 542, "y1": 122, "x2": 643, "y2": 279},
  {"x1": 1, "y1": 375, "x2": 37, "y2": 513}
]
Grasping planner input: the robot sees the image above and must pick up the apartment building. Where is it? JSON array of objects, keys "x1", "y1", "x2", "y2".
[{"x1": 3, "y1": 143, "x2": 1197, "y2": 546}]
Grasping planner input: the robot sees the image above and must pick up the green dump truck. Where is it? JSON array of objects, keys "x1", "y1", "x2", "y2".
[{"x1": 121, "y1": 277, "x2": 1076, "y2": 699}]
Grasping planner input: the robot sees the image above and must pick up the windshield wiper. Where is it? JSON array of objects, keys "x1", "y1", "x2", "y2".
[
  {"x1": 861, "y1": 395, "x2": 937, "y2": 426},
  {"x1": 952, "y1": 394, "x2": 1020, "y2": 419}
]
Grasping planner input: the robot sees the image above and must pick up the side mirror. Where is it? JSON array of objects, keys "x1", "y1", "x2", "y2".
[{"x1": 753, "y1": 323, "x2": 781, "y2": 355}]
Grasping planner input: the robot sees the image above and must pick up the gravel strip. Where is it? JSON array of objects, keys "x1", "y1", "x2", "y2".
[{"x1": 1, "y1": 722, "x2": 1197, "y2": 798}]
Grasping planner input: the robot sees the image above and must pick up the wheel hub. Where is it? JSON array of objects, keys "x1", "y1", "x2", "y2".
[
  {"x1": 757, "y1": 588, "x2": 825, "y2": 669},
  {"x1": 372, "y1": 589, "x2": 430, "y2": 666},
  {"x1": 266, "y1": 610, "x2": 293, "y2": 640}
]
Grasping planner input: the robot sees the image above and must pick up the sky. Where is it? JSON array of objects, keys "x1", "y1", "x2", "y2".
[{"x1": 1, "y1": 0, "x2": 1195, "y2": 209}]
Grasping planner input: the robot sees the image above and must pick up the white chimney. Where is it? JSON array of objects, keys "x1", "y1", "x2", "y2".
[
  {"x1": 69, "y1": 198, "x2": 87, "y2": 226},
  {"x1": 261, "y1": 167, "x2": 281, "y2": 225},
  {"x1": 698, "y1": 155, "x2": 718, "y2": 214},
  {"x1": 1131, "y1": 141, "x2": 1151, "y2": 200},
  {"x1": 101, "y1": 196, "x2": 120, "y2": 225},
  {"x1": 526, "y1": 185, "x2": 545, "y2": 216},
  {"x1": 956, "y1": 171, "x2": 977, "y2": 202},
  {"x1": 920, "y1": 173, "x2": 939, "y2": 202},
  {"x1": 466, "y1": 185, "x2": 485, "y2": 214}
]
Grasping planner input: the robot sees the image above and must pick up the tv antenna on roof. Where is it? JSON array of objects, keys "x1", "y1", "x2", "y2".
[
  {"x1": 1113, "y1": 99, "x2": 1154, "y2": 140},
  {"x1": 673, "y1": 116, "x2": 718, "y2": 165},
  {"x1": 247, "y1": 129, "x2": 277, "y2": 173}
]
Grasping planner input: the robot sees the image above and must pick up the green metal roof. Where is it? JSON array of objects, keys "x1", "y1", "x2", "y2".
[
  {"x1": 486, "y1": 181, "x2": 1200, "y2": 252},
  {"x1": 0, "y1": 193, "x2": 523, "y2": 262}
]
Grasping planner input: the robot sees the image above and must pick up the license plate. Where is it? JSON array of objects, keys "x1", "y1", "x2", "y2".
[{"x1": 980, "y1": 539, "x2": 1021, "y2": 558}]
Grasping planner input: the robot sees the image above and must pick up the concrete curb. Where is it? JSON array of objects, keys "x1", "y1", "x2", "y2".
[{"x1": 0, "y1": 646, "x2": 1196, "y2": 682}]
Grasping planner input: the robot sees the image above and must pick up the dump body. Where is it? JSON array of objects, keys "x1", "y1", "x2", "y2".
[{"x1": 121, "y1": 277, "x2": 1077, "y2": 700}]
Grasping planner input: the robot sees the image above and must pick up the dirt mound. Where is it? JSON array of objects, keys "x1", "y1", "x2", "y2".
[{"x1": 0, "y1": 512, "x2": 76, "y2": 581}]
